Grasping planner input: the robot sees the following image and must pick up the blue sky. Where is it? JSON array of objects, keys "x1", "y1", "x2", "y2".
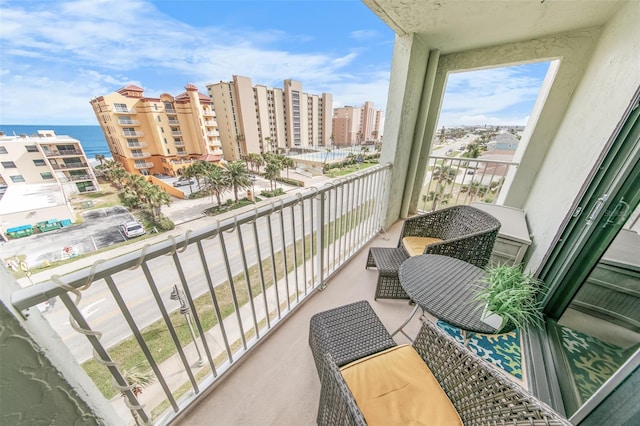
[{"x1": 0, "y1": 0, "x2": 549, "y2": 127}]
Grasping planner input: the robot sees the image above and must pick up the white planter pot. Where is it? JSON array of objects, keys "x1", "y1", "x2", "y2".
[{"x1": 481, "y1": 305, "x2": 505, "y2": 331}]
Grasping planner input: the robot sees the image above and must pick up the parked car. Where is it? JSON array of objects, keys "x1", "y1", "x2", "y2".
[
  {"x1": 173, "y1": 178, "x2": 195, "y2": 187},
  {"x1": 120, "y1": 221, "x2": 146, "y2": 239}
]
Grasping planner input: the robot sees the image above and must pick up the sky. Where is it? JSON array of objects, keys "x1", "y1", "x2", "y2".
[{"x1": 0, "y1": 0, "x2": 549, "y2": 127}]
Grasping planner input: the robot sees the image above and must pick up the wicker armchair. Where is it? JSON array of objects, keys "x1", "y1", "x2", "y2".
[
  {"x1": 398, "y1": 205, "x2": 501, "y2": 268},
  {"x1": 316, "y1": 319, "x2": 571, "y2": 425}
]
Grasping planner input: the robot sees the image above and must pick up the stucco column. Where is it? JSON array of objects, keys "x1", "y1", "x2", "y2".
[{"x1": 380, "y1": 34, "x2": 432, "y2": 229}]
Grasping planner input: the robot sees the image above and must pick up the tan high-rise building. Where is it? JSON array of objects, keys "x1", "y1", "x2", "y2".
[
  {"x1": 332, "y1": 102, "x2": 383, "y2": 146},
  {"x1": 207, "y1": 76, "x2": 333, "y2": 161},
  {"x1": 90, "y1": 84, "x2": 223, "y2": 176}
]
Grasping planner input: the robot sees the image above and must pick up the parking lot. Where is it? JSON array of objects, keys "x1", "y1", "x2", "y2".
[{"x1": 2, "y1": 206, "x2": 142, "y2": 269}]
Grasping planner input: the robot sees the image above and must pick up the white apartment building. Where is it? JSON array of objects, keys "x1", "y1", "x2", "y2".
[
  {"x1": 0, "y1": 130, "x2": 99, "y2": 230},
  {"x1": 207, "y1": 76, "x2": 333, "y2": 160}
]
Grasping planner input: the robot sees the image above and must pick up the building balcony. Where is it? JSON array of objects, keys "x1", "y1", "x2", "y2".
[
  {"x1": 65, "y1": 174, "x2": 92, "y2": 182},
  {"x1": 203, "y1": 110, "x2": 214, "y2": 117},
  {"x1": 207, "y1": 130, "x2": 219, "y2": 137},
  {"x1": 50, "y1": 162, "x2": 89, "y2": 170},
  {"x1": 165, "y1": 108, "x2": 177, "y2": 114},
  {"x1": 126, "y1": 142, "x2": 148, "y2": 148},
  {"x1": 204, "y1": 121, "x2": 215, "y2": 126},
  {"x1": 3, "y1": 1, "x2": 638, "y2": 424},
  {"x1": 174, "y1": 140, "x2": 185, "y2": 147},
  {"x1": 168, "y1": 119, "x2": 180, "y2": 125},
  {"x1": 44, "y1": 149, "x2": 83, "y2": 157},
  {"x1": 176, "y1": 151, "x2": 189, "y2": 156},
  {"x1": 133, "y1": 161, "x2": 153, "y2": 169},
  {"x1": 113, "y1": 107, "x2": 136, "y2": 114},
  {"x1": 118, "y1": 119, "x2": 141, "y2": 126},
  {"x1": 130, "y1": 152, "x2": 151, "y2": 159},
  {"x1": 123, "y1": 131, "x2": 144, "y2": 137},
  {"x1": 171, "y1": 131, "x2": 182, "y2": 137}
]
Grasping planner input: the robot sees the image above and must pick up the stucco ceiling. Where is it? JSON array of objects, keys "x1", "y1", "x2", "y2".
[{"x1": 363, "y1": 0, "x2": 628, "y2": 53}]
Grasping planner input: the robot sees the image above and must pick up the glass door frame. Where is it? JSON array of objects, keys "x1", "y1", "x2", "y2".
[{"x1": 527, "y1": 89, "x2": 640, "y2": 421}]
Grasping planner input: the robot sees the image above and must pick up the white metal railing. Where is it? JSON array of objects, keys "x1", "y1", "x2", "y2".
[
  {"x1": 133, "y1": 161, "x2": 153, "y2": 169},
  {"x1": 119, "y1": 119, "x2": 141, "y2": 126},
  {"x1": 11, "y1": 163, "x2": 391, "y2": 425},
  {"x1": 419, "y1": 155, "x2": 518, "y2": 212},
  {"x1": 123, "y1": 131, "x2": 144, "y2": 137}
]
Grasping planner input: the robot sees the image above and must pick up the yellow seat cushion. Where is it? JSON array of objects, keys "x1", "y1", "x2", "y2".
[
  {"x1": 340, "y1": 345, "x2": 462, "y2": 426},
  {"x1": 402, "y1": 236, "x2": 444, "y2": 256}
]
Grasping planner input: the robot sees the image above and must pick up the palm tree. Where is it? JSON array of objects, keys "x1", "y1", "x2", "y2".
[
  {"x1": 264, "y1": 161, "x2": 282, "y2": 191},
  {"x1": 281, "y1": 156, "x2": 295, "y2": 178},
  {"x1": 224, "y1": 161, "x2": 251, "y2": 202},
  {"x1": 204, "y1": 165, "x2": 230, "y2": 208},
  {"x1": 95, "y1": 154, "x2": 106, "y2": 166},
  {"x1": 430, "y1": 162, "x2": 458, "y2": 211},
  {"x1": 145, "y1": 184, "x2": 171, "y2": 220}
]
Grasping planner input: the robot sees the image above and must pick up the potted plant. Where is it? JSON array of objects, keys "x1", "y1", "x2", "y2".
[{"x1": 474, "y1": 263, "x2": 546, "y2": 333}]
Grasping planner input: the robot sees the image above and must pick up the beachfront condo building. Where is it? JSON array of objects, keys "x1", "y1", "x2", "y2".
[
  {"x1": 206, "y1": 76, "x2": 333, "y2": 160},
  {"x1": 90, "y1": 84, "x2": 223, "y2": 176},
  {"x1": 0, "y1": 130, "x2": 99, "y2": 230},
  {"x1": 332, "y1": 101, "x2": 383, "y2": 146}
]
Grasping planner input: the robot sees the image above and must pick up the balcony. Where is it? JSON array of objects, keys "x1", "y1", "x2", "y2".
[
  {"x1": 123, "y1": 131, "x2": 144, "y2": 137},
  {"x1": 207, "y1": 130, "x2": 219, "y2": 137},
  {"x1": 174, "y1": 140, "x2": 185, "y2": 147},
  {"x1": 204, "y1": 121, "x2": 215, "y2": 126},
  {"x1": 130, "y1": 152, "x2": 151, "y2": 159},
  {"x1": 65, "y1": 174, "x2": 92, "y2": 182},
  {"x1": 176, "y1": 151, "x2": 189, "y2": 156},
  {"x1": 3, "y1": 1, "x2": 638, "y2": 424},
  {"x1": 171, "y1": 131, "x2": 182, "y2": 137},
  {"x1": 113, "y1": 107, "x2": 136, "y2": 114},
  {"x1": 133, "y1": 161, "x2": 153, "y2": 169},
  {"x1": 50, "y1": 162, "x2": 89, "y2": 170},
  {"x1": 203, "y1": 110, "x2": 214, "y2": 117},
  {"x1": 118, "y1": 119, "x2": 141, "y2": 126},
  {"x1": 168, "y1": 119, "x2": 180, "y2": 125},
  {"x1": 127, "y1": 142, "x2": 148, "y2": 148},
  {"x1": 44, "y1": 149, "x2": 83, "y2": 157},
  {"x1": 165, "y1": 108, "x2": 177, "y2": 114}
]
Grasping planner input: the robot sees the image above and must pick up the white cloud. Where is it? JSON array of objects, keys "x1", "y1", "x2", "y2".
[{"x1": 0, "y1": 0, "x2": 393, "y2": 124}]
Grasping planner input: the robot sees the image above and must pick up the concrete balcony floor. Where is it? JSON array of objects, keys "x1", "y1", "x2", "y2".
[{"x1": 174, "y1": 221, "x2": 427, "y2": 425}]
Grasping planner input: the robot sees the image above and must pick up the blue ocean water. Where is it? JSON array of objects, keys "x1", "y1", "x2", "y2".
[{"x1": 0, "y1": 124, "x2": 111, "y2": 159}]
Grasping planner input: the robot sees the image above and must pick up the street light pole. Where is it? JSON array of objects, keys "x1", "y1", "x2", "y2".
[{"x1": 170, "y1": 284, "x2": 204, "y2": 367}]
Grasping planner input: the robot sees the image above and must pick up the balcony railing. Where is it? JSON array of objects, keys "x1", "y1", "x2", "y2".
[
  {"x1": 126, "y1": 142, "x2": 148, "y2": 148},
  {"x1": 131, "y1": 152, "x2": 151, "y2": 159},
  {"x1": 176, "y1": 151, "x2": 189, "y2": 156},
  {"x1": 50, "y1": 162, "x2": 89, "y2": 170},
  {"x1": 174, "y1": 140, "x2": 185, "y2": 146},
  {"x1": 207, "y1": 131, "x2": 219, "y2": 137},
  {"x1": 171, "y1": 131, "x2": 182, "y2": 137},
  {"x1": 133, "y1": 161, "x2": 154, "y2": 169},
  {"x1": 44, "y1": 149, "x2": 83, "y2": 157},
  {"x1": 419, "y1": 155, "x2": 518, "y2": 212},
  {"x1": 165, "y1": 108, "x2": 177, "y2": 114},
  {"x1": 66, "y1": 174, "x2": 92, "y2": 181},
  {"x1": 168, "y1": 119, "x2": 179, "y2": 125},
  {"x1": 113, "y1": 108, "x2": 136, "y2": 114},
  {"x1": 10, "y1": 164, "x2": 390, "y2": 425},
  {"x1": 204, "y1": 121, "x2": 215, "y2": 126},
  {"x1": 118, "y1": 119, "x2": 140, "y2": 126},
  {"x1": 123, "y1": 131, "x2": 144, "y2": 137}
]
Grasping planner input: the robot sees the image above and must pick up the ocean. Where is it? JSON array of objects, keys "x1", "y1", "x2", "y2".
[{"x1": 0, "y1": 124, "x2": 111, "y2": 160}]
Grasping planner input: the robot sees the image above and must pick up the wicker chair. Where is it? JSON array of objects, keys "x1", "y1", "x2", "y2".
[
  {"x1": 316, "y1": 319, "x2": 571, "y2": 425},
  {"x1": 398, "y1": 205, "x2": 501, "y2": 266},
  {"x1": 366, "y1": 205, "x2": 501, "y2": 299}
]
